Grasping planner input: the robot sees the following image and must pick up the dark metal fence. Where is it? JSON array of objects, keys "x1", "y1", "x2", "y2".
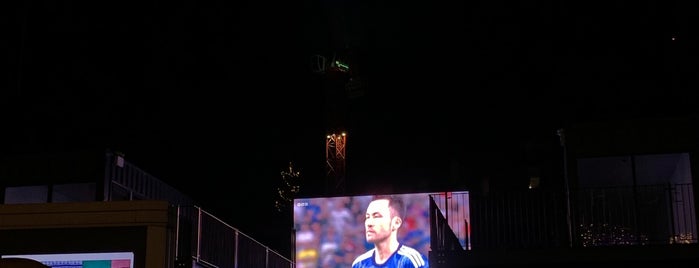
[
  {"x1": 572, "y1": 183, "x2": 697, "y2": 246},
  {"x1": 454, "y1": 184, "x2": 696, "y2": 251},
  {"x1": 105, "y1": 151, "x2": 294, "y2": 268},
  {"x1": 430, "y1": 192, "x2": 472, "y2": 250},
  {"x1": 176, "y1": 205, "x2": 294, "y2": 268},
  {"x1": 105, "y1": 151, "x2": 195, "y2": 206},
  {"x1": 468, "y1": 189, "x2": 569, "y2": 250}
]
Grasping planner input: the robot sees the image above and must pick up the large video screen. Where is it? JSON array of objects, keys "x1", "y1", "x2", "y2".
[
  {"x1": 293, "y1": 191, "x2": 469, "y2": 268},
  {"x1": 2, "y1": 252, "x2": 134, "y2": 268}
]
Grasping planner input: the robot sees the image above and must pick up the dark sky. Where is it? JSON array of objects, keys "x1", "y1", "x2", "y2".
[{"x1": 3, "y1": 0, "x2": 698, "y2": 256}]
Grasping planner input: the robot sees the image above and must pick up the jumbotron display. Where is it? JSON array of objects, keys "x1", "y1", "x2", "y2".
[{"x1": 293, "y1": 191, "x2": 469, "y2": 268}]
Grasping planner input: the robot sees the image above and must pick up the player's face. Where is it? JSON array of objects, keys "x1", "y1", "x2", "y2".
[{"x1": 364, "y1": 199, "x2": 394, "y2": 243}]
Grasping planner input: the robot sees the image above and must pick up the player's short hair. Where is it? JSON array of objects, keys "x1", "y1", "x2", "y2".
[{"x1": 372, "y1": 195, "x2": 405, "y2": 219}]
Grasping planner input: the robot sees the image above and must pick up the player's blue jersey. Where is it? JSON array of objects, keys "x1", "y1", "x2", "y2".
[{"x1": 351, "y1": 244, "x2": 429, "y2": 268}]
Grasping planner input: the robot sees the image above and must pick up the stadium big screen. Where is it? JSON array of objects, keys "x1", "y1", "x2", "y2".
[{"x1": 293, "y1": 191, "x2": 469, "y2": 268}]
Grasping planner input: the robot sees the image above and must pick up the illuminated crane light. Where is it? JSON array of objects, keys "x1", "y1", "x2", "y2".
[{"x1": 331, "y1": 60, "x2": 350, "y2": 73}]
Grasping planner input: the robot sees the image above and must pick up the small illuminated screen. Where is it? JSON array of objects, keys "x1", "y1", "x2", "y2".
[{"x1": 2, "y1": 252, "x2": 134, "y2": 268}]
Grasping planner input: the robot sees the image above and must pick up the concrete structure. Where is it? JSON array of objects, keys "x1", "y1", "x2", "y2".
[{"x1": 0, "y1": 200, "x2": 173, "y2": 267}]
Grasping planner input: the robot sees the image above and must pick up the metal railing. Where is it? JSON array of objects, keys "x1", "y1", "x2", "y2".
[
  {"x1": 450, "y1": 184, "x2": 696, "y2": 251},
  {"x1": 176, "y1": 205, "x2": 294, "y2": 268},
  {"x1": 105, "y1": 151, "x2": 195, "y2": 206},
  {"x1": 105, "y1": 151, "x2": 293, "y2": 267},
  {"x1": 468, "y1": 189, "x2": 568, "y2": 249},
  {"x1": 430, "y1": 192, "x2": 471, "y2": 250},
  {"x1": 572, "y1": 183, "x2": 697, "y2": 246}
]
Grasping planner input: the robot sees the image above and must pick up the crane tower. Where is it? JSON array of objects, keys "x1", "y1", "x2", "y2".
[{"x1": 313, "y1": 48, "x2": 361, "y2": 196}]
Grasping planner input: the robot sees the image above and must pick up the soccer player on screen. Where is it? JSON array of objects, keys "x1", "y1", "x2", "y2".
[{"x1": 351, "y1": 195, "x2": 429, "y2": 268}]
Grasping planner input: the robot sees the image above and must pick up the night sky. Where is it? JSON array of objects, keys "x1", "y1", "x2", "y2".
[{"x1": 3, "y1": 0, "x2": 698, "y2": 256}]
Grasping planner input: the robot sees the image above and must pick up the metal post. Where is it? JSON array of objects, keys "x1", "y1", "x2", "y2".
[
  {"x1": 197, "y1": 207, "x2": 202, "y2": 263},
  {"x1": 234, "y1": 231, "x2": 239, "y2": 268},
  {"x1": 175, "y1": 206, "x2": 181, "y2": 260},
  {"x1": 631, "y1": 156, "x2": 640, "y2": 244},
  {"x1": 557, "y1": 128, "x2": 573, "y2": 247}
]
